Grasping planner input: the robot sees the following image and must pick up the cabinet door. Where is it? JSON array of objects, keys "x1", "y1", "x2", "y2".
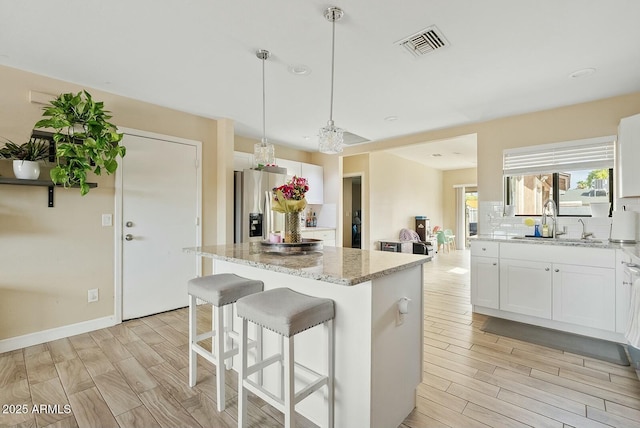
[
  {"x1": 618, "y1": 113, "x2": 640, "y2": 198},
  {"x1": 301, "y1": 163, "x2": 324, "y2": 204},
  {"x1": 552, "y1": 264, "x2": 615, "y2": 331},
  {"x1": 471, "y1": 256, "x2": 499, "y2": 309},
  {"x1": 616, "y1": 251, "x2": 634, "y2": 333},
  {"x1": 500, "y1": 259, "x2": 552, "y2": 319},
  {"x1": 277, "y1": 158, "x2": 302, "y2": 181},
  {"x1": 233, "y1": 151, "x2": 253, "y2": 171}
]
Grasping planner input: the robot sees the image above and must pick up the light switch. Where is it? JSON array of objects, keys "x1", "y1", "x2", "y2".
[{"x1": 102, "y1": 214, "x2": 113, "y2": 227}]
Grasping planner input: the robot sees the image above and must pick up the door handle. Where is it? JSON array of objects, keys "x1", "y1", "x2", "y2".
[{"x1": 125, "y1": 234, "x2": 134, "y2": 241}]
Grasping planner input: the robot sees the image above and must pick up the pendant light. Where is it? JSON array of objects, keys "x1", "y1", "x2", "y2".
[
  {"x1": 254, "y1": 49, "x2": 276, "y2": 167},
  {"x1": 318, "y1": 6, "x2": 345, "y2": 154}
]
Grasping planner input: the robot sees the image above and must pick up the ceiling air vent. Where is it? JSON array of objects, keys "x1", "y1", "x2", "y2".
[
  {"x1": 397, "y1": 25, "x2": 449, "y2": 58},
  {"x1": 342, "y1": 131, "x2": 370, "y2": 146}
]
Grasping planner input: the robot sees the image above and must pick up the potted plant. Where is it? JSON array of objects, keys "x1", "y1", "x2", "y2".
[
  {"x1": 34, "y1": 90, "x2": 126, "y2": 195},
  {"x1": 0, "y1": 138, "x2": 49, "y2": 179}
]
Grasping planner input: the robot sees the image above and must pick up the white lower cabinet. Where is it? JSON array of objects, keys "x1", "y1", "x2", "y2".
[
  {"x1": 471, "y1": 241, "x2": 620, "y2": 338},
  {"x1": 471, "y1": 256, "x2": 499, "y2": 309},
  {"x1": 500, "y1": 259, "x2": 552, "y2": 319},
  {"x1": 616, "y1": 250, "x2": 634, "y2": 333},
  {"x1": 552, "y1": 263, "x2": 615, "y2": 331},
  {"x1": 470, "y1": 241, "x2": 499, "y2": 309},
  {"x1": 302, "y1": 229, "x2": 336, "y2": 246}
]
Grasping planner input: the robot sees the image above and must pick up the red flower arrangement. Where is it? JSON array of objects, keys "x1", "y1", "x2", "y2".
[{"x1": 272, "y1": 176, "x2": 309, "y2": 213}]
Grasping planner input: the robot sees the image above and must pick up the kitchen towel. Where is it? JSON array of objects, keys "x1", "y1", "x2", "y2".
[{"x1": 625, "y1": 277, "x2": 640, "y2": 348}]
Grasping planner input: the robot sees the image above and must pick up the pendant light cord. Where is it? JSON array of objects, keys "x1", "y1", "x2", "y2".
[
  {"x1": 329, "y1": 14, "x2": 336, "y2": 124},
  {"x1": 261, "y1": 55, "x2": 267, "y2": 145}
]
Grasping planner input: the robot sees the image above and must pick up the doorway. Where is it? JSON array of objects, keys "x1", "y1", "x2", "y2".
[
  {"x1": 342, "y1": 175, "x2": 362, "y2": 248},
  {"x1": 115, "y1": 129, "x2": 202, "y2": 321}
]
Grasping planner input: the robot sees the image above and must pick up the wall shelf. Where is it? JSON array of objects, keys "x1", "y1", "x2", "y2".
[{"x1": 0, "y1": 177, "x2": 97, "y2": 207}]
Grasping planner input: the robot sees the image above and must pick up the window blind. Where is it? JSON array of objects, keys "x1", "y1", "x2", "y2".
[{"x1": 503, "y1": 136, "x2": 615, "y2": 176}]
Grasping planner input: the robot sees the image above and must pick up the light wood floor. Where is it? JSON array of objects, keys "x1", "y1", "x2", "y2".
[{"x1": 1, "y1": 249, "x2": 639, "y2": 427}]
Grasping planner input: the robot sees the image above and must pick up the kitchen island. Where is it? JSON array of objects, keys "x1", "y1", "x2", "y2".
[{"x1": 184, "y1": 243, "x2": 430, "y2": 428}]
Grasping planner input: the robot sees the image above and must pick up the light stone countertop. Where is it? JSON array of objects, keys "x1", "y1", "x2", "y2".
[
  {"x1": 473, "y1": 234, "x2": 620, "y2": 249},
  {"x1": 474, "y1": 235, "x2": 640, "y2": 265},
  {"x1": 184, "y1": 243, "x2": 430, "y2": 286},
  {"x1": 300, "y1": 227, "x2": 335, "y2": 232}
]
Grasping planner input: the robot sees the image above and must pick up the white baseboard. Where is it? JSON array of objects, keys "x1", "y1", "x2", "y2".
[{"x1": 0, "y1": 316, "x2": 118, "y2": 354}]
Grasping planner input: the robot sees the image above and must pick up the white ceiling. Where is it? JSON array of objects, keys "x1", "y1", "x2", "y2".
[
  {"x1": 1, "y1": 1, "x2": 640, "y2": 170},
  {"x1": 385, "y1": 133, "x2": 477, "y2": 171}
]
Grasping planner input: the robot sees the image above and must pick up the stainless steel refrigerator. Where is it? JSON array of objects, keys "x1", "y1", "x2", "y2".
[{"x1": 234, "y1": 169, "x2": 286, "y2": 243}]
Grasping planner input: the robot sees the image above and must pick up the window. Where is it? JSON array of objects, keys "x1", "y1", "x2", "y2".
[{"x1": 503, "y1": 136, "x2": 615, "y2": 216}]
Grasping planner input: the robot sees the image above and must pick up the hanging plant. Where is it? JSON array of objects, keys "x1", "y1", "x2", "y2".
[{"x1": 34, "y1": 90, "x2": 126, "y2": 195}]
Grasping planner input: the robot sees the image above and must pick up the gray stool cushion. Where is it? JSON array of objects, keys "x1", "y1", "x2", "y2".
[
  {"x1": 188, "y1": 274, "x2": 264, "y2": 307},
  {"x1": 236, "y1": 288, "x2": 334, "y2": 337}
]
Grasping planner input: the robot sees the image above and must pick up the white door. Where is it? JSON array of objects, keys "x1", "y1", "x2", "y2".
[{"x1": 119, "y1": 132, "x2": 201, "y2": 320}]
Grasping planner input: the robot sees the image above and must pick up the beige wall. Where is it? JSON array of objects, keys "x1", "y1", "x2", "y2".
[
  {"x1": 442, "y1": 168, "x2": 478, "y2": 237},
  {"x1": 234, "y1": 135, "x2": 313, "y2": 164},
  {"x1": 369, "y1": 152, "x2": 442, "y2": 250},
  {"x1": 0, "y1": 65, "x2": 226, "y2": 340}
]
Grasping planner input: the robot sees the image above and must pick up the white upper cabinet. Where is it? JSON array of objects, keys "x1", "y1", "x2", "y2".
[
  {"x1": 618, "y1": 113, "x2": 640, "y2": 197},
  {"x1": 233, "y1": 152, "x2": 253, "y2": 171},
  {"x1": 301, "y1": 163, "x2": 324, "y2": 204},
  {"x1": 276, "y1": 158, "x2": 302, "y2": 180}
]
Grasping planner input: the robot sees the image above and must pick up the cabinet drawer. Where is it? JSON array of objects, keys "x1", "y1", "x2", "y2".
[
  {"x1": 470, "y1": 241, "x2": 499, "y2": 258},
  {"x1": 315, "y1": 230, "x2": 335, "y2": 241},
  {"x1": 301, "y1": 229, "x2": 335, "y2": 241}
]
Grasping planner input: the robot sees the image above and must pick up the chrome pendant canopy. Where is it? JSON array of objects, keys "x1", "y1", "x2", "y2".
[
  {"x1": 318, "y1": 7, "x2": 345, "y2": 155},
  {"x1": 254, "y1": 49, "x2": 276, "y2": 166}
]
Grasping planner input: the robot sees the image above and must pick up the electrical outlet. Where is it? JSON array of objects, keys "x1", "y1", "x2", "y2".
[
  {"x1": 101, "y1": 214, "x2": 112, "y2": 227},
  {"x1": 88, "y1": 289, "x2": 99, "y2": 303}
]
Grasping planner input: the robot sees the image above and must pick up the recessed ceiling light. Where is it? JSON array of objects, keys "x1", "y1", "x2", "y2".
[
  {"x1": 384, "y1": 116, "x2": 398, "y2": 122},
  {"x1": 569, "y1": 68, "x2": 596, "y2": 79},
  {"x1": 288, "y1": 65, "x2": 311, "y2": 76},
  {"x1": 303, "y1": 136, "x2": 311, "y2": 141}
]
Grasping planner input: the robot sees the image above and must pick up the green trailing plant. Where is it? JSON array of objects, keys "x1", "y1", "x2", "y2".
[
  {"x1": 0, "y1": 138, "x2": 49, "y2": 162},
  {"x1": 34, "y1": 90, "x2": 126, "y2": 195}
]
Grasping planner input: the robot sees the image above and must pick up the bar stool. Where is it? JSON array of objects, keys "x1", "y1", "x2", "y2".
[
  {"x1": 236, "y1": 288, "x2": 335, "y2": 428},
  {"x1": 187, "y1": 273, "x2": 264, "y2": 412}
]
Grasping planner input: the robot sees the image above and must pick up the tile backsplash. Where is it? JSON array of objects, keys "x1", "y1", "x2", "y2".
[{"x1": 478, "y1": 198, "x2": 640, "y2": 241}]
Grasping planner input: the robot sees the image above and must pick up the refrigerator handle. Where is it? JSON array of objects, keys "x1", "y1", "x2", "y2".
[{"x1": 264, "y1": 190, "x2": 271, "y2": 240}]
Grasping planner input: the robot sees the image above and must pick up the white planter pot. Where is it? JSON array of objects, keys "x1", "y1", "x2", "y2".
[{"x1": 13, "y1": 160, "x2": 41, "y2": 180}]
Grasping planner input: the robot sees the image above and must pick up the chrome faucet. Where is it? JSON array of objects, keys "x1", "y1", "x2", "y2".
[
  {"x1": 542, "y1": 199, "x2": 558, "y2": 238},
  {"x1": 578, "y1": 219, "x2": 593, "y2": 240}
]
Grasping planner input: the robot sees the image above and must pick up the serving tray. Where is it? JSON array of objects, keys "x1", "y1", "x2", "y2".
[{"x1": 260, "y1": 238, "x2": 323, "y2": 254}]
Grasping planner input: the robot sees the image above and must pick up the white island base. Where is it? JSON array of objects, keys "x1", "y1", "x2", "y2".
[{"x1": 212, "y1": 258, "x2": 424, "y2": 428}]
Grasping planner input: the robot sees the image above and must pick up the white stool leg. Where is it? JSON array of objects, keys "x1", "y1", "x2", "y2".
[
  {"x1": 224, "y1": 304, "x2": 233, "y2": 370},
  {"x1": 284, "y1": 335, "x2": 295, "y2": 428},
  {"x1": 278, "y1": 333, "x2": 284, "y2": 399},
  {"x1": 238, "y1": 318, "x2": 249, "y2": 428},
  {"x1": 188, "y1": 294, "x2": 197, "y2": 387},
  {"x1": 255, "y1": 322, "x2": 263, "y2": 385},
  {"x1": 214, "y1": 305, "x2": 226, "y2": 411},
  {"x1": 326, "y1": 319, "x2": 334, "y2": 428}
]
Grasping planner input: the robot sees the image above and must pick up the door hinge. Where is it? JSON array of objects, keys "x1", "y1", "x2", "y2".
[
  {"x1": 196, "y1": 217, "x2": 200, "y2": 226},
  {"x1": 194, "y1": 158, "x2": 200, "y2": 169}
]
